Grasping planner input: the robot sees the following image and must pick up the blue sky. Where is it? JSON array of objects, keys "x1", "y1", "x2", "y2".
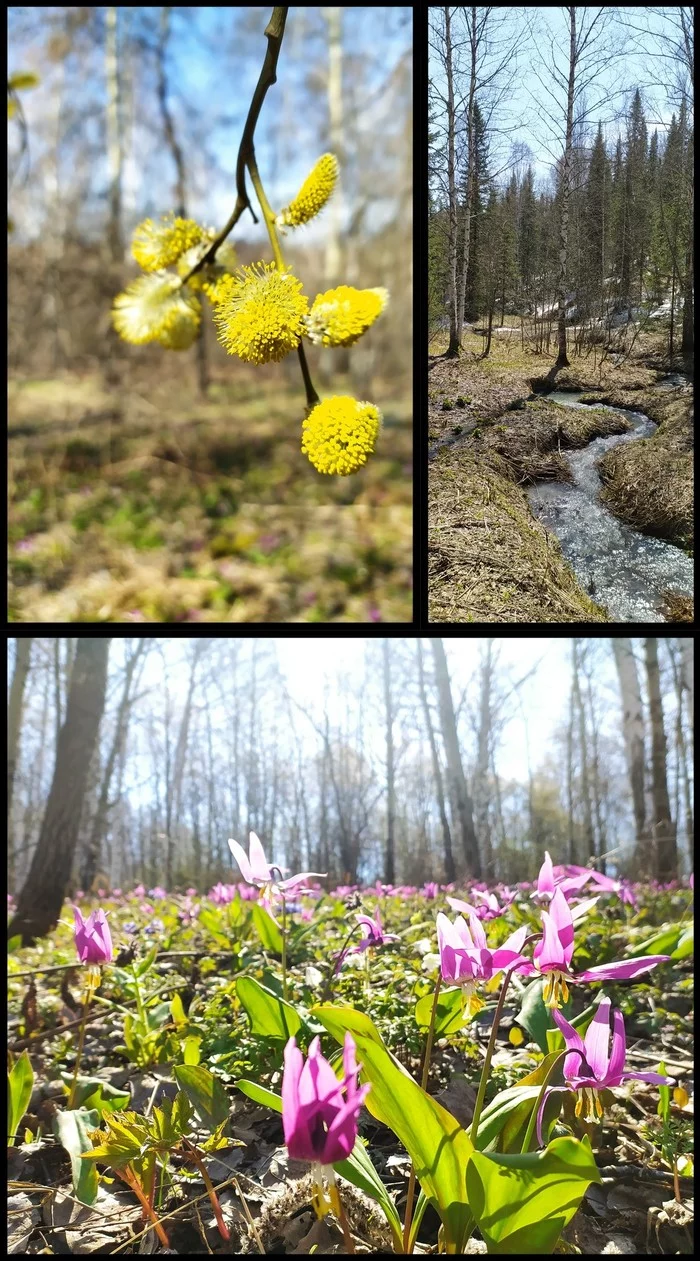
[
  {"x1": 429, "y1": 6, "x2": 686, "y2": 193},
  {"x1": 9, "y1": 6, "x2": 412, "y2": 246}
]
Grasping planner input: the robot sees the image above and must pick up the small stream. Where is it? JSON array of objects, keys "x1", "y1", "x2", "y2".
[{"x1": 527, "y1": 380, "x2": 693, "y2": 622}]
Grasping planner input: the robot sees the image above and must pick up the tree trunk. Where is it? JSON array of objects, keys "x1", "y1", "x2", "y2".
[
  {"x1": 8, "y1": 638, "x2": 111, "y2": 945},
  {"x1": 417, "y1": 640, "x2": 455, "y2": 882},
  {"x1": 105, "y1": 6, "x2": 122, "y2": 261},
  {"x1": 678, "y1": 637, "x2": 693, "y2": 757},
  {"x1": 430, "y1": 638, "x2": 480, "y2": 878},
  {"x1": 572, "y1": 640, "x2": 595, "y2": 863},
  {"x1": 166, "y1": 642, "x2": 206, "y2": 888},
  {"x1": 644, "y1": 638, "x2": 677, "y2": 881},
  {"x1": 611, "y1": 637, "x2": 650, "y2": 872},
  {"x1": 382, "y1": 639, "x2": 396, "y2": 884},
  {"x1": 80, "y1": 641, "x2": 147, "y2": 890},
  {"x1": 444, "y1": 6, "x2": 460, "y2": 357},
  {"x1": 474, "y1": 639, "x2": 494, "y2": 878},
  {"x1": 555, "y1": 6, "x2": 576, "y2": 368},
  {"x1": 456, "y1": 6, "x2": 477, "y2": 340},
  {"x1": 566, "y1": 679, "x2": 576, "y2": 864},
  {"x1": 8, "y1": 638, "x2": 32, "y2": 837}
]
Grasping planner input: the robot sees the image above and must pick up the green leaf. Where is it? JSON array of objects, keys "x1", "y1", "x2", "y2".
[
  {"x1": 235, "y1": 1078, "x2": 403, "y2": 1251},
  {"x1": 236, "y1": 1079, "x2": 283, "y2": 1111},
  {"x1": 251, "y1": 902, "x2": 283, "y2": 953},
  {"x1": 170, "y1": 994, "x2": 187, "y2": 1028},
  {"x1": 198, "y1": 907, "x2": 230, "y2": 948},
  {"x1": 415, "y1": 986, "x2": 464, "y2": 1036},
  {"x1": 183, "y1": 1035, "x2": 201, "y2": 1065},
  {"x1": 173, "y1": 1065, "x2": 230, "y2": 1133},
  {"x1": 516, "y1": 977, "x2": 572, "y2": 1054},
  {"x1": 314, "y1": 1004, "x2": 475, "y2": 1254},
  {"x1": 8, "y1": 71, "x2": 39, "y2": 90},
  {"x1": 133, "y1": 946, "x2": 158, "y2": 977},
  {"x1": 671, "y1": 926, "x2": 693, "y2": 960},
  {"x1": 7, "y1": 934, "x2": 22, "y2": 953},
  {"x1": 466, "y1": 1135, "x2": 601, "y2": 1253},
  {"x1": 657, "y1": 1061, "x2": 670, "y2": 1123},
  {"x1": 236, "y1": 976, "x2": 302, "y2": 1040},
  {"x1": 637, "y1": 926, "x2": 682, "y2": 956},
  {"x1": 59, "y1": 1075, "x2": 129, "y2": 1115},
  {"x1": 53, "y1": 1108, "x2": 100, "y2": 1206},
  {"x1": 8, "y1": 1050, "x2": 35, "y2": 1145}
]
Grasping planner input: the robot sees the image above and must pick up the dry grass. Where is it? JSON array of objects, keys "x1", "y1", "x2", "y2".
[
  {"x1": 468, "y1": 399, "x2": 631, "y2": 484},
  {"x1": 428, "y1": 447, "x2": 607, "y2": 623},
  {"x1": 660, "y1": 591, "x2": 694, "y2": 622},
  {"x1": 8, "y1": 370, "x2": 412, "y2": 623},
  {"x1": 594, "y1": 387, "x2": 694, "y2": 553}
]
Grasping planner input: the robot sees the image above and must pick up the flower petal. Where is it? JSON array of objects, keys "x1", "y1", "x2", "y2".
[
  {"x1": 248, "y1": 832, "x2": 272, "y2": 883},
  {"x1": 538, "y1": 851, "x2": 555, "y2": 897},
  {"x1": 548, "y1": 887, "x2": 575, "y2": 965},
  {"x1": 228, "y1": 838, "x2": 255, "y2": 884},
  {"x1": 583, "y1": 998, "x2": 612, "y2": 1081},
  {"x1": 607, "y1": 1006, "x2": 627, "y2": 1081},
  {"x1": 576, "y1": 955, "x2": 669, "y2": 982}
]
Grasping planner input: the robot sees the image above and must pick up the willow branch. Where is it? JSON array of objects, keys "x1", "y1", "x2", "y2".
[{"x1": 179, "y1": 6, "x2": 288, "y2": 285}]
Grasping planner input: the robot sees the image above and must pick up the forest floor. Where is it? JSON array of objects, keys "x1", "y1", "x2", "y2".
[
  {"x1": 428, "y1": 320, "x2": 694, "y2": 623},
  {"x1": 7, "y1": 879, "x2": 694, "y2": 1255},
  {"x1": 8, "y1": 367, "x2": 412, "y2": 624}
]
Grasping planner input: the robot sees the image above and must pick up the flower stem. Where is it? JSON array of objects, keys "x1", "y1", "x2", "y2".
[
  {"x1": 184, "y1": 1141, "x2": 231, "y2": 1241},
  {"x1": 281, "y1": 892, "x2": 288, "y2": 1002},
  {"x1": 330, "y1": 1179, "x2": 355, "y2": 1254},
  {"x1": 67, "y1": 988, "x2": 93, "y2": 1109},
  {"x1": 246, "y1": 127, "x2": 320, "y2": 411},
  {"x1": 116, "y1": 1166, "x2": 170, "y2": 1248},
  {"x1": 402, "y1": 972, "x2": 442, "y2": 1252},
  {"x1": 469, "y1": 967, "x2": 514, "y2": 1147}
]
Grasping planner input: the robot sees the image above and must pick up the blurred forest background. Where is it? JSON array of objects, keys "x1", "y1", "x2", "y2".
[
  {"x1": 7, "y1": 636, "x2": 693, "y2": 938},
  {"x1": 8, "y1": 7, "x2": 413, "y2": 624}
]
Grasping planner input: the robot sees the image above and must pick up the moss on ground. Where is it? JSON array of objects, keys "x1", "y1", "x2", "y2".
[{"x1": 428, "y1": 447, "x2": 608, "y2": 623}]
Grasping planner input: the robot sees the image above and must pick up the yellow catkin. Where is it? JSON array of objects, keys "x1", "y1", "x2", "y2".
[
  {"x1": 131, "y1": 214, "x2": 204, "y2": 272},
  {"x1": 305, "y1": 285, "x2": 388, "y2": 347},
  {"x1": 301, "y1": 396, "x2": 381, "y2": 476},
  {"x1": 212, "y1": 263, "x2": 309, "y2": 364},
  {"x1": 277, "y1": 153, "x2": 339, "y2": 229},
  {"x1": 112, "y1": 273, "x2": 201, "y2": 349}
]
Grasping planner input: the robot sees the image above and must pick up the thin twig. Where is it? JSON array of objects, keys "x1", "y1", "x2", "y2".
[{"x1": 179, "y1": 7, "x2": 288, "y2": 285}]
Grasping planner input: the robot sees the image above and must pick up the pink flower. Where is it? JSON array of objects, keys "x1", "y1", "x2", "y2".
[
  {"x1": 282, "y1": 1033, "x2": 370, "y2": 1166},
  {"x1": 228, "y1": 831, "x2": 326, "y2": 895},
  {"x1": 537, "y1": 998, "x2": 674, "y2": 1142},
  {"x1": 73, "y1": 906, "x2": 113, "y2": 965},
  {"x1": 436, "y1": 910, "x2": 528, "y2": 1016},
  {"x1": 133, "y1": 884, "x2": 145, "y2": 898},
  {"x1": 520, "y1": 886, "x2": 669, "y2": 1007}
]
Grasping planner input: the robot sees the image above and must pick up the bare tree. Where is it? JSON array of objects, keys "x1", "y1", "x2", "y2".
[
  {"x1": 8, "y1": 638, "x2": 32, "y2": 833},
  {"x1": 8, "y1": 638, "x2": 111, "y2": 944},
  {"x1": 416, "y1": 639, "x2": 455, "y2": 882},
  {"x1": 473, "y1": 638, "x2": 494, "y2": 878},
  {"x1": 105, "y1": 6, "x2": 122, "y2": 261},
  {"x1": 430, "y1": 638, "x2": 480, "y2": 877},
  {"x1": 644, "y1": 637, "x2": 677, "y2": 881},
  {"x1": 382, "y1": 639, "x2": 396, "y2": 884},
  {"x1": 612, "y1": 637, "x2": 649, "y2": 871},
  {"x1": 80, "y1": 639, "x2": 149, "y2": 890}
]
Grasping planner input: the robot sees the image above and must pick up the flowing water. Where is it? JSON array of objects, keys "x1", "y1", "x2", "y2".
[{"x1": 527, "y1": 380, "x2": 693, "y2": 622}]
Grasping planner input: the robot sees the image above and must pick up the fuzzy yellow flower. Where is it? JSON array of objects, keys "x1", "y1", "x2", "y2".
[
  {"x1": 277, "y1": 153, "x2": 339, "y2": 230},
  {"x1": 112, "y1": 273, "x2": 201, "y2": 349},
  {"x1": 177, "y1": 236, "x2": 238, "y2": 293},
  {"x1": 132, "y1": 214, "x2": 204, "y2": 272},
  {"x1": 212, "y1": 263, "x2": 309, "y2": 364},
  {"x1": 305, "y1": 285, "x2": 389, "y2": 347},
  {"x1": 302, "y1": 396, "x2": 381, "y2": 476}
]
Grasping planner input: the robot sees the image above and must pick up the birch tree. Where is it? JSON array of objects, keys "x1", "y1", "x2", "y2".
[
  {"x1": 611, "y1": 637, "x2": 649, "y2": 870},
  {"x1": 431, "y1": 638, "x2": 480, "y2": 878},
  {"x1": 644, "y1": 637, "x2": 677, "y2": 881}
]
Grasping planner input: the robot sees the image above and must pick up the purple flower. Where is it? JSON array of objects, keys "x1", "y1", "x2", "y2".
[
  {"x1": 537, "y1": 997, "x2": 674, "y2": 1142},
  {"x1": 282, "y1": 1033, "x2": 370, "y2": 1167},
  {"x1": 447, "y1": 887, "x2": 511, "y2": 921},
  {"x1": 228, "y1": 831, "x2": 326, "y2": 895},
  {"x1": 73, "y1": 906, "x2": 113, "y2": 965},
  {"x1": 519, "y1": 886, "x2": 669, "y2": 1008},
  {"x1": 209, "y1": 882, "x2": 237, "y2": 905},
  {"x1": 148, "y1": 886, "x2": 167, "y2": 900},
  {"x1": 348, "y1": 909, "x2": 399, "y2": 957},
  {"x1": 436, "y1": 910, "x2": 528, "y2": 1015},
  {"x1": 422, "y1": 882, "x2": 439, "y2": 900}
]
